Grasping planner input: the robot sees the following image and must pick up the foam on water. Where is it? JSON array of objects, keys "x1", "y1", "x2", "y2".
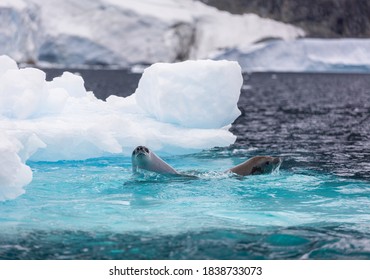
[{"x1": 0, "y1": 56, "x2": 242, "y2": 201}]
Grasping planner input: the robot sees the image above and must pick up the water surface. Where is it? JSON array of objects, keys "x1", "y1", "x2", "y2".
[{"x1": 1, "y1": 71, "x2": 369, "y2": 259}]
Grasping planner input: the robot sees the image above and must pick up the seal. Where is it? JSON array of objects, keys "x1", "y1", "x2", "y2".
[
  {"x1": 132, "y1": 145, "x2": 179, "y2": 175},
  {"x1": 227, "y1": 156, "x2": 282, "y2": 176},
  {"x1": 131, "y1": 146, "x2": 281, "y2": 177}
]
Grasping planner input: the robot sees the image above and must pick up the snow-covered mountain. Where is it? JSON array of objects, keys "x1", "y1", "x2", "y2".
[{"x1": 0, "y1": 0, "x2": 304, "y2": 67}]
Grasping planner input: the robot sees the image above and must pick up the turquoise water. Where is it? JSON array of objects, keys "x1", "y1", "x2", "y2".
[{"x1": 1, "y1": 149, "x2": 369, "y2": 259}]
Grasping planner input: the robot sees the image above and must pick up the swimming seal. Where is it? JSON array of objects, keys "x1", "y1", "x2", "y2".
[
  {"x1": 132, "y1": 146, "x2": 179, "y2": 175},
  {"x1": 227, "y1": 156, "x2": 281, "y2": 176},
  {"x1": 131, "y1": 146, "x2": 281, "y2": 177}
]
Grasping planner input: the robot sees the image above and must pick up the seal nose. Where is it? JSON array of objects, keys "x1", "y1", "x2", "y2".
[
  {"x1": 133, "y1": 146, "x2": 149, "y2": 155},
  {"x1": 133, "y1": 146, "x2": 142, "y2": 155}
]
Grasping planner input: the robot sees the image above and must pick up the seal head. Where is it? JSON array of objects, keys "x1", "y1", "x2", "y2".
[
  {"x1": 131, "y1": 145, "x2": 179, "y2": 175},
  {"x1": 228, "y1": 156, "x2": 281, "y2": 176}
]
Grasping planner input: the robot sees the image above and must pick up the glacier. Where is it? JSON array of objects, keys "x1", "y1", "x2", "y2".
[
  {"x1": 0, "y1": 0, "x2": 304, "y2": 67},
  {"x1": 0, "y1": 56, "x2": 242, "y2": 201}
]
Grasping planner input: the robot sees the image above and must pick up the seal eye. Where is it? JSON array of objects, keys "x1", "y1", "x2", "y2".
[
  {"x1": 265, "y1": 161, "x2": 270, "y2": 165},
  {"x1": 144, "y1": 148, "x2": 149, "y2": 153}
]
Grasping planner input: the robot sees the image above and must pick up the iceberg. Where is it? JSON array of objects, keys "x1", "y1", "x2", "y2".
[
  {"x1": 0, "y1": 131, "x2": 33, "y2": 201},
  {"x1": 135, "y1": 60, "x2": 241, "y2": 129},
  {"x1": 0, "y1": 56, "x2": 242, "y2": 201},
  {"x1": 212, "y1": 39, "x2": 370, "y2": 73}
]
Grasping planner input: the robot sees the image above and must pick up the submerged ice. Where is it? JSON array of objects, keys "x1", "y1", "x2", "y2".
[{"x1": 0, "y1": 56, "x2": 242, "y2": 201}]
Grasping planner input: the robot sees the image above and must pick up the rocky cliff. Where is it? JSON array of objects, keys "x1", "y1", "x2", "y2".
[{"x1": 200, "y1": 0, "x2": 370, "y2": 37}]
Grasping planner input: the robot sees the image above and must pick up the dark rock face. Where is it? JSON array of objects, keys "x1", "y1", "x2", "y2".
[{"x1": 200, "y1": 0, "x2": 370, "y2": 37}]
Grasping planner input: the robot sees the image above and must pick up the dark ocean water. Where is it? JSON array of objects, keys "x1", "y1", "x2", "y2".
[
  {"x1": 234, "y1": 73, "x2": 370, "y2": 181},
  {"x1": 0, "y1": 69, "x2": 369, "y2": 259}
]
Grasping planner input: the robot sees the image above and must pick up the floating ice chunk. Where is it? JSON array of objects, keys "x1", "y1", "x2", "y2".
[
  {"x1": 135, "y1": 60, "x2": 242, "y2": 128},
  {"x1": 0, "y1": 67, "x2": 48, "y2": 119},
  {"x1": 0, "y1": 66, "x2": 73, "y2": 119},
  {"x1": 0, "y1": 131, "x2": 32, "y2": 201},
  {"x1": 49, "y1": 72, "x2": 88, "y2": 98}
]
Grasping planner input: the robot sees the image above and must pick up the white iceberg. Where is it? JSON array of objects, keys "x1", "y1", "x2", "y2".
[
  {"x1": 0, "y1": 131, "x2": 33, "y2": 201},
  {"x1": 135, "y1": 60, "x2": 242, "y2": 128},
  {"x1": 0, "y1": 55, "x2": 242, "y2": 201}
]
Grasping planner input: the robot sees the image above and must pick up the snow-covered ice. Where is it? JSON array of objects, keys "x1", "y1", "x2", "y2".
[
  {"x1": 0, "y1": 131, "x2": 33, "y2": 201},
  {"x1": 0, "y1": 56, "x2": 242, "y2": 201}
]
